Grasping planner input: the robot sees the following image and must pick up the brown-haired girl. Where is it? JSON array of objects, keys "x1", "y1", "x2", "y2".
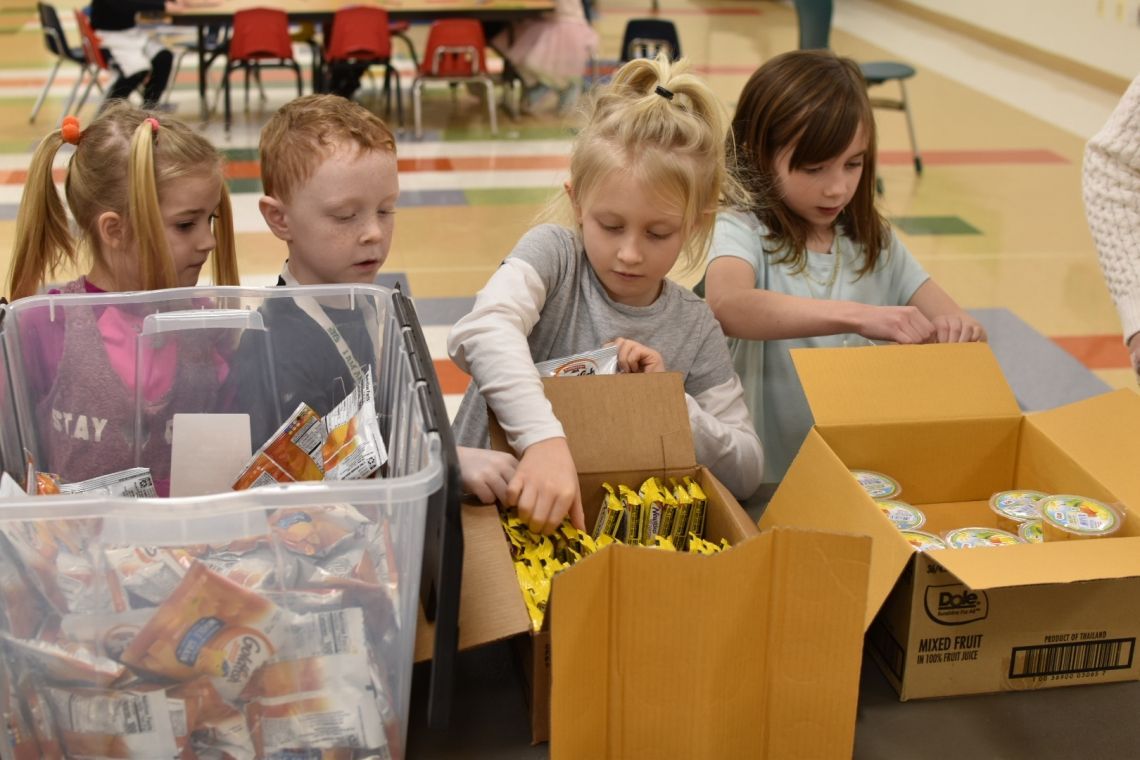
[
  {"x1": 448, "y1": 54, "x2": 764, "y2": 534},
  {"x1": 703, "y1": 50, "x2": 985, "y2": 485},
  {"x1": 7, "y1": 102, "x2": 239, "y2": 494}
]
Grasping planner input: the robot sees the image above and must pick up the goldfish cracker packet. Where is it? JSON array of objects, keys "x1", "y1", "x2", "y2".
[
  {"x1": 43, "y1": 684, "x2": 181, "y2": 759},
  {"x1": 234, "y1": 403, "x2": 326, "y2": 489},
  {"x1": 0, "y1": 518, "x2": 123, "y2": 615},
  {"x1": 534, "y1": 345, "x2": 619, "y2": 376},
  {"x1": 245, "y1": 652, "x2": 389, "y2": 758},
  {"x1": 105, "y1": 545, "x2": 186, "y2": 606},
  {"x1": 170, "y1": 677, "x2": 256, "y2": 760},
  {"x1": 591, "y1": 484, "x2": 625, "y2": 541},
  {"x1": 684, "y1": 476, "x2": 708, "y2": 541},
  {"x1": 322, "y1": 367, "x2": 387, "y2": 481},
  {"x1": 59, "y1": 607, "x2": 153, "y2": 662},
  {"x1": 57, "y1": 467, "x2": 157, "y2": 498},
  {"x1": 271, "y1": 504, "x2": 370, "y2": 558},
  {"x1": 0, "y1": 658, "x2": 41, "y2": 760},
  {"x1": 272, "y1": 607, "x2": 368, "y2": 662},
  {"x1": 0, "y1": 631, "x2": 126, "y2": 688},
  {"x1": 0, "y1": 542, "x2": 45, "y2": 638},
  {"x1": 121, "y1": 563, "x2": 286, "y2": 700}
]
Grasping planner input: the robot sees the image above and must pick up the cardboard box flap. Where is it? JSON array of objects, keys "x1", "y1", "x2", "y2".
[
  {"x1": 493, "y1": 373, "x2": 696, "y2": 474},
  {"x1": 760, "y1": 429, "x2": 911, "y2": 629},
  {"x1": 931, "y1": 539, "x2": 1140, "y2": 590},
  {"x1": 1027, "y1": 389, "x2": 1140, "y2": 509},
  {"x1": 550, "y1": 528, "x2": 870, "y2": 758},
  {"x1": 792, "y1": 343, "x2": 1019, "y2": 426}
]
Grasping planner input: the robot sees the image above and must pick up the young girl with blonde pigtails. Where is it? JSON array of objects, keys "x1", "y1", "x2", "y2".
[
  {"x1": 7, "y1": 102, "x2": 240, "y2": 494},
  {"x1": 449, "y1": 54, "x2": 764, "y2": 534},
  {"x1": 703, "y1": 50, "x2": 986, "y2": 488}
]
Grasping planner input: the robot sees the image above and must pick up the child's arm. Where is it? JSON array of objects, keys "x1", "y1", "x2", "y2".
[
  {"x1": 906, "y1": 280, "x2": 987, "y2": 343},
  {"x1": 448, "y1": 248, "x2": 583, "y2": 534},
  {"x1": 706, "y1": 257, "x2": 936, "y2": 344},
  {"x1": 685, "y1": 377, "x2": 764, "y2": 499}
]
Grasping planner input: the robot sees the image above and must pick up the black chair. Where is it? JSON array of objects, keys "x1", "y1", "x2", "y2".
[
  {"x1": 861, "y1": 61, "x2": 923, "y2": 175},
  {"x1": 619, "y1": 18, "x2": 681, "y2": 63},
  {"x1": 31, "y1": 1, "x2": 98, "y2": 122}
]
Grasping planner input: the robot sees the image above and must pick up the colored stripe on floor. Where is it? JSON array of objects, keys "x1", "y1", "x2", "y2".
[
  {"x1": 893, "y1": 216, "x2": 981, "y2": 235},
  {"x1": 1051, "y1": 335, "x2": 1132, "y2": 370}
]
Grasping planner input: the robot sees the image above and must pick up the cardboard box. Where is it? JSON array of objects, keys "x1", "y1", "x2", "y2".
[
  {"x1": 415, "y1": 372, "x2": 872, "y2": 756},
  {"x1": 761, "y1": 343, "x2": 1140, "y2": 701}
]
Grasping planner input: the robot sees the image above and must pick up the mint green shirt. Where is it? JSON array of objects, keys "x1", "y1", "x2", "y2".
[{"x1": 708, "y1": 210, "x2": 930, "y2": 483}]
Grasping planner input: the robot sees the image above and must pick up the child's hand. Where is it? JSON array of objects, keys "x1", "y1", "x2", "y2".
[
  {"x1": 506, "y1": 438, "x2": 583, "y2": 535},
  {"x1": 858, "y1": 305, "x2": 936, "y2": 344},
  {"x1": 457, "y1": 446, "x2": 518, "y2": 505},
  {"x1": 609, "y1": 337, "x2": 666, "y2": 373},
  {"x1": 931, "y1": 313, "x2": 987, "y2": 343}
]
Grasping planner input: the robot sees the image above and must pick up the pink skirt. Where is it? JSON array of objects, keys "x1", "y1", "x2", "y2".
[{"x1": 497, "y1": 18, "x2": 598, "y2": 89}]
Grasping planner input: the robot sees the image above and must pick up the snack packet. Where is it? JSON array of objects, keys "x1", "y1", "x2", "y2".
[
  {"x1": 637, "y1": 478, "x2": 665, "y2": 545},
  {"x1": 0, "y1": 658, "x2": 41, "y2": 760},
  {"x1": 245, "y1": 652, "x2": 388, "y2": 757},
  {"x1": 668, "y1": 479, "x2": 694, "y2": 551},
  {"x1": 684, "y1": 476, "x2": 708, "y2": 541},
  {"x1": 0, "y1": 541, "x2": 45, "y2": 638},
  {"x1": 59, "y1": 608, "x2": 154, "y2": 661},
  {"x1": 591, "y1": 484, "x2": 624, "y2": 541},
  {"x1": 272, "y1": 607, "x2": 369, "y2": 662},
  {"x1": 105, "y1": 545, "x2": 186, "y2": 606},
  {"x1": 618, "y1": 485, "x2": 643, "y2": 546},
  {"x1": 233, "y1": 403, "x2": 326, "y2": 489},
  {"x1": 44, "y1": 685, "x2": 180, "y2": 759},
  {"x1": 121, "y1": 563, "x2": 285, "y2": 700},
  {"x1": 0, "y1": 518, "x2": 122, "y2": 614},
  {"x1": 321, "y1": 367, "x2": 387, "y2": 480},
  {"x1": 169, "y1": 678, "x2": 256, "y2": 760},
  {"x1": 0, "y1": 633, "x2": 126, "y2": 688},
  {"x1": 534, "y1": 345, "x2": 619, "y2": 377},
  {"x1": 271, "y1": 505, "x2": 370, "y2": 558},
  {"x1": 57, "y1": 467, "x2": 157, "y2": 498},
  {"x1": 655, "y1": 477, "x2": 678, "y2": 539}
]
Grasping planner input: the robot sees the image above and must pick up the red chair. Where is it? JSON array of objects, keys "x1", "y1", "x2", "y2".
[
  {"x1": 324, "y1": 6, "x2": 403, "y2": 126},
  {"x1": 72, "y1": 8, "x2": 118, "y2": 117},
  {"x1": 411, "y1": 19, "x2": 497, "y2": 139},
  {"x1": 32, "y1": 3, "x2": 97, "y2": 122},
  {"x1": 222, "y1": 8, "x2": 302, "y2": 133}
]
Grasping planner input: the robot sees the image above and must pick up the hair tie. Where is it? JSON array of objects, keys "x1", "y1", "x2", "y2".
[
  {"x1": 144, "y1": 117, "x2": 160, "y2": 135},
  {"x1": 654, "y1": 85, "x2": 674, "y2": 101},
  {"x1": 60, "y1": 116, "x2": 82, "y2": 145}
]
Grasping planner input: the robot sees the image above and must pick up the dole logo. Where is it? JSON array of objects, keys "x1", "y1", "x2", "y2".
[{"x1": 924, "y1": 583, "x2": 988, "y2": 626}]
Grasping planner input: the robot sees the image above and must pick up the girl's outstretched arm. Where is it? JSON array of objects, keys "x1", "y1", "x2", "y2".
[{"x1": 705, "y1": 257, "x2": 936, "y2": 344}]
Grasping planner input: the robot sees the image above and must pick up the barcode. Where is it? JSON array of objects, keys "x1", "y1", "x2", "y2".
[{"x1": 1009, "y1": 638, "x2": 1135, "y2": 678}]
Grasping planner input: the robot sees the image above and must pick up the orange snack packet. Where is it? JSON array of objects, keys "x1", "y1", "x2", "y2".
[
  {"x1": 169, "y1": 677, "x2": 256, "y2": 760},
  {"x1": 0, "y1": 658, "x2": 42, "y2": 760},
  {"x1": 121, "y1": 563, "x2": 285, "y2": 699},
  {"x1": 233, "y1": 403, "x2": 325, "y2": 489},
  {"x1": 1, "y1": 632, "x2": 126, "y2": 688},
  {"x1": 320, "y1": 368, "x2": 386, "y2": 481},
  {"x1": 43, "y1": 685, "x2": 180, "y2": 759},
  {"x1": 270, "y1": 505, "x2": 369, "y2": 558}
]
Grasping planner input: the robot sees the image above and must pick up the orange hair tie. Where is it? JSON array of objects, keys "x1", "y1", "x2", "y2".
[{"x1": 60, "y1": 116, "x2": 81, "y2": 145}]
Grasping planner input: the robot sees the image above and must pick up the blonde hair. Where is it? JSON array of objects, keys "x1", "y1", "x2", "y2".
[
  {"x1": 8, "y1": 102, "x2": 238, "y2": 301},
  {"x1": 544, "y1": 54, "x2": 749, "y2": 273},
  {"x1": 259, "y1": 94, "x2": 397, "y2": 203},
  {"x1": 730, "y1": 50, "x2": 887, "y2": 277}
]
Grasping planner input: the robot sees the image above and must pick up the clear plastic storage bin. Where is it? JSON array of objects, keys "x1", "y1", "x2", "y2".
[{"x1": 0, "y1": 285, "x2": 460, "y2": 759}]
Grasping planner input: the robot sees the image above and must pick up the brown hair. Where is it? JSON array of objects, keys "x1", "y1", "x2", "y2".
[
  {"x1": 8, "y1": 102, "x2": 238, "y2": 300},
  {"x1": 731, "y1": 50, "x2": 888, "y2": 276},
  {"x1": 543, "y1": 54, "x2": 750, "y2": 274},
  {"x1": 259, "y1": 94, "x2": 397, "y2": 203}
]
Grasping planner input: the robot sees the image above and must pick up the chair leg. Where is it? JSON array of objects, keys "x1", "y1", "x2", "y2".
[
  {"x1": 393, "y1": 30, "x2": 419, "y2": 71},
  {"x1": 483, "y1": 76, "x2": 497, "y2": 135},
  {"x1": 74, "y1": 67, "x2": 100, "y2": 115},
  {"x1": 293, "y1": 62, "x2": 303, "y2": 97},
  {"x1": 412, "y1": 79, "x2": 423, "y2": 139},
  {"x1": 224, "y1": 64, "x2": 233, "y2": 134},
  {"x1": 898, "y1": 79, "x2": 922, "y2": 175},
  {"x1": 163, "y1": 49, "x2": 187, "y2": 106},
  {"x1": 243, "y1": 63, "x2": 251, "y2": 111},
  {"x1": 393, "y1": 68, "x2": 404, "y2": 128},
  {"x1": 60, "y1": 65, "x2": 87, "y2": 119},
  {"x1": 255, "y1": 65, "x2": 267, "y2": 102},
  {"x1": 30, "y1": 59, "x2": 63, "y2": 123}
]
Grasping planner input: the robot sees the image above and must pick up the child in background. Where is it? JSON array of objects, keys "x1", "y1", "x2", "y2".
[
  {"x1": 448, "y1": 54, "x2": 765, "y2": 534},
  {"x1": 7, "y1": 102, "x2": 239, "y2": 493},
  {"x1": 494, "y1": 0, "x2": 597, "y2": 115},
  {"x1": 234, "y1": 94, "x2": 516, "y2": 503},
  {"x1": 702, "y1": 50, "x2": 985, "y2": 487}
]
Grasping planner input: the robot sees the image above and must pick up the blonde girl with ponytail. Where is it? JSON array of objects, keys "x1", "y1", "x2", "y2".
[{"x1": 448, "y1": 54, "x2": 764, "y2": 535}]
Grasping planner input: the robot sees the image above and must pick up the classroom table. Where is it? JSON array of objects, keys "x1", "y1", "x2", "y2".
[{"x1": 165, "y1": 0, "x2": 556, "y2": 120}]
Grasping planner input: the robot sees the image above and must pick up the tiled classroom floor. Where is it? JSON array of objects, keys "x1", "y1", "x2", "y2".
[{"x1": 0, "y1": 0, "x2": 1135, "y2": 410}]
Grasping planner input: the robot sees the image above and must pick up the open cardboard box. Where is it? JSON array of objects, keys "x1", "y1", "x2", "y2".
[
  {"x1": 415, "y1": 372, "x2": 871, "y2": 757},
  {"x1": 761, "y1": 343, "x2": 1140, "y2": 701}
]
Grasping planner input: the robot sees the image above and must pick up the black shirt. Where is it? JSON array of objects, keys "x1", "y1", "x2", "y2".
[{"x1": 91, "y1": 0, "x2": 166, "y2": 32}]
